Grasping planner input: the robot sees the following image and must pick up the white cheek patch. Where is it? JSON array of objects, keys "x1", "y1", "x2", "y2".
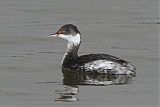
[
  {"x1": 69, "y1": 33, "x2": 81, "y2": 45},
  {"x1": 58, "y1": 34, "x2": 68, "y2": 39},
  {"x1": 58, "y1": 33, "x2": 81, "y2": 45}
]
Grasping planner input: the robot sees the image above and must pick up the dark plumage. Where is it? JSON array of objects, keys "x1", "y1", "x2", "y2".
[{"x1": 49, "y1": 24, "x2": 136, "y2": 75}]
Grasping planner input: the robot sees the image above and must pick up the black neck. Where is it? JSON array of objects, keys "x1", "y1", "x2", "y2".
[{"x1": 62, "y1": 43, "x2": 80, "y2": 68}]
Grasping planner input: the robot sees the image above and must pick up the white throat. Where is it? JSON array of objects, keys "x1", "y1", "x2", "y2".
[{"x1": 61, "y1": 33, "x2": 81, "y2": 65}]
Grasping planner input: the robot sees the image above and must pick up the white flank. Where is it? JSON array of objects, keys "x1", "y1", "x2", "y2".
[
  {"x1": 82, "y1": 60, "x2": 133, "y2": 74},
  {"x1": 83, "y1": 60, "x2": 115, "y2": 70}
]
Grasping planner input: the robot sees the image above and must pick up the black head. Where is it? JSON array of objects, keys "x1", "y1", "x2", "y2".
[
  {"x1": 54, "y1": 24, "x2": 81, "y2": 36},
  {"x1": 49, "y1": 24, "x2": 81, "y2": 44}
]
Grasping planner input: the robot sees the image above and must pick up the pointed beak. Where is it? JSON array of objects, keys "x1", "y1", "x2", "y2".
[{"x1": 47, "y1": 33, "x2": 58, "y2": 37}]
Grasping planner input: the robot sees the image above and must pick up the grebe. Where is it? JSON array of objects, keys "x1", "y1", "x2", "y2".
[{"x1": 48, "y1": 24, "x2": 136, "y2": 75}]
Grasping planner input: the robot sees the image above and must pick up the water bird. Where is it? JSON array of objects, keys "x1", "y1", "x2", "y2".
[{"x1": 48, "y1": 24, "x2": 136, "y2": 75}]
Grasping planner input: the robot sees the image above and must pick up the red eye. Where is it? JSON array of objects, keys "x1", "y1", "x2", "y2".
[
  {"x1": 58, "y1": 29, "x2": 65, "y2": 34},
  {"x1": 61, "y1": 30, "x2": 65, "y2": 34}
]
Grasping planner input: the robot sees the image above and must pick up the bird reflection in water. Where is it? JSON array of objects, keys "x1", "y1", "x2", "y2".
[
  {"x1": 51, "y1": 85, "x2": 79, "y2": 102},
  {"x1": 51, "y1": 68, "x2": 135, "y2": 102}
]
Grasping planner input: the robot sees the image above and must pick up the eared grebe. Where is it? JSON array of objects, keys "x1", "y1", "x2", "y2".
[{"x1": 48, "y1": 24, "x2": 136, "y2": 75}]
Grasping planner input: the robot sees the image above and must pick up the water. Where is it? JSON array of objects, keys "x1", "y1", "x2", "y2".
[{"x1": 0, "y1": 0, "x2": 159, "y2": 107}]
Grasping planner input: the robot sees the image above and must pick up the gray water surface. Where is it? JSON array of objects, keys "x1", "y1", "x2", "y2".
[{"x1": 0, "y1": 0, "x2": 159, "y2": 107}]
